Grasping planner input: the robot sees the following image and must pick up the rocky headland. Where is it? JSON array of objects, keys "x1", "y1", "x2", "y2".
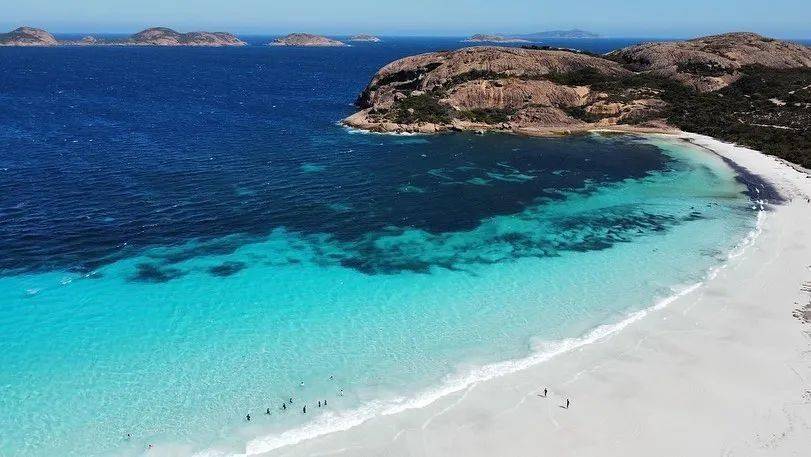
[
  {"x1": 463, "y1": 34, "x2": 529, "y2": 43},
  {"x1": 0, "y1": 26, "x2": 246, "y2": 46},
  {"x1": 345, "y1": 32, "x2": 811, "y2": 167},
  {"x1": 271, "y1": 33, "x2": 346, "y2": 47},
  {"x1": 350, "y1": 34, "x2": 381, "y2": 42},
  {"x1": 0, "y1": 27, "x2": 59, "y2": 46}
]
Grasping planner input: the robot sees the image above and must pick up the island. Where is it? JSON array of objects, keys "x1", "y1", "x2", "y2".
[
  {"x1": 519, "y1": 29, "x2": 601, "y2": 39},
  {"x1": 117, "y1": 27, "x2": 245, "y2": 46},
  {"x1": 271, "y1": 33, "x2": 346, "y2": 47},
  {"x1": 462, "y1": 34, "x2": 529, "y2": 43},
  {"x1": 0, "y1": 26, "x2": 246, "y2": 46},
  {"x1": 344, "y1": 32, "x2": 811, "y2": 167},
  {"x1": 0, "y1": 27, "x2": 58, "y2": 46},
  {"x1": 349, "y1": 34, "x2": 382, "y2": 42}
]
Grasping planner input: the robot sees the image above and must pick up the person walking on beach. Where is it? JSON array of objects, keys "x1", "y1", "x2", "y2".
[
  {"x1": 565, "y1": 399, "x2": 570, "y2": 409},
  {"x1": 324, "y1": 399, "x2": 327, "y2": 406},
  {"x1": 543, "y1": 388, "x2": 547, "y2": 397},
  {"x1": 282, "y1": 403, "x2": 287, "y2": 410},
  {"x1": 289, "y1": 397, "x2": 293, "y2": 404},
  {"x1": 246, "y1": 414, "x2": 251, "y2": 421},
  {"x1": 266, "y1": 408, "x2": 271, "y2": 415},
  {"x1": 303, "y1": 405, "x2": 307, "y2": 414},
  {"x1": 318, "y1": 401, "x2": 322, "y2": 407}
]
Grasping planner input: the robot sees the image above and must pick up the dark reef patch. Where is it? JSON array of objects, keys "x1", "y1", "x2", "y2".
[
  {"x1": 130, "y1": 263, "x2": 186, "y2": 283},
  {"x1": 208, "y1": 261, "x2": 246, "y2": 277}
]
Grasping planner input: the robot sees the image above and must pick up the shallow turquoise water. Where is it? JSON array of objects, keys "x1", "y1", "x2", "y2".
[{"x1": 0, "y1": 134, "x2": 760, "y2": 456}]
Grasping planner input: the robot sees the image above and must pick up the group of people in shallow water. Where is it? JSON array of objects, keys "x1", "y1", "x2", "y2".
[
  {"x1": 140, "y1": 377, "x2": 345, "y2": 451},
  {"x1": 244, "y1": 377, "x2": 344, "y2": 423}
]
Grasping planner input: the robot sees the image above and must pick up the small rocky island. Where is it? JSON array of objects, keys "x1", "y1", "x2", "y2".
[
  {"x1": 0, "y1": 26, "x2": 245, "y2": 46},
  {"x1": 0, "y1": 27, "x2": 58, "y2": 46},
  {"x1": 521, "y1": 29, "x2": 601, "y2": 39},
  {"x1": 350, "y1": 34, "x2": 381, "y2": 42},
  {"x1": 345, "y1": 32, "x2": 811, "y2": 167},
  {"x1": 119, "y1": 27, "x2": 245, "y2": 46},
  {"x1": 463, "y1": 34, "x2": 529, "y2": 43},
  {"x1": 271, "y1": 33, "x2": 346, "y2": 47}
]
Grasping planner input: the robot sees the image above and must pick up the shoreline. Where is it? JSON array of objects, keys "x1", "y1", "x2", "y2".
[
  {"x1": 341, "y1": 110, "x2": 678, "y2": 137},
  {"x1": 253, "y1": 134, "x2": 811, "y2": 456}
]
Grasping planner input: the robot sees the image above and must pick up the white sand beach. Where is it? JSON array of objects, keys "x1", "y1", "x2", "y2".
[{"x1": 262, "y1": 134, "x2": 811, "y2": 457}]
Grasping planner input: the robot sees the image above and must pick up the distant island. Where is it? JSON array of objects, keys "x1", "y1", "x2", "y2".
[
  {"x1": 344, "y1": 32, "x2": 811, "y2": 168},
  {"x1": 0, "y1": 27, "x2": 58, "y2": 46},
  {"x1": 349, "y1": 34, "x2": 381, "y2": 42},
  {"x1": 463, "y1": 34, "x2": 529, "y2": 43},
  {"x1": 0, "y1": 26, "x2": 246, "y2": 46},
  {"x1": 118, "y1": 27, "x2": 245, "y2": 46},
  {"x1": 518, "y1": 29, "x2": 601, "y2": 39},
  {"x1": 271, "y1": 33, "x2": 346, "y2": 47}
]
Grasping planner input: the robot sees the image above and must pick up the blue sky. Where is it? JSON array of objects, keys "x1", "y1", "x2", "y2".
[{"x1": 2, "y1": 0, "x2": 810, "y2": 38}]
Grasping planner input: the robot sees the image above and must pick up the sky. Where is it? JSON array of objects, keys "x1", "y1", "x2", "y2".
[{"x1": 1, "y1": 0, "x2": 810, "y2": 38}]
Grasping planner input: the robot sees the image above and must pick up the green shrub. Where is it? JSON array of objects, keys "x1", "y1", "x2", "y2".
[
  {"x1": 393, "y1": 94, "x2": 451, "y2": 124},
  {"x1": 456, "y1": 108, "x2": 513, "y2": 124}
]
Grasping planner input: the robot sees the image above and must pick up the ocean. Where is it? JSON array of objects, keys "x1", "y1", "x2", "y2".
[{"x1": 0, "y1": 37, "x2": 767, "y2": 456}]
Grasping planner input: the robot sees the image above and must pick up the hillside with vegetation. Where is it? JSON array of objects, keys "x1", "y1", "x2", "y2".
[{"x1": 345, "y1": 33, "x2": 811, "y2": 168}]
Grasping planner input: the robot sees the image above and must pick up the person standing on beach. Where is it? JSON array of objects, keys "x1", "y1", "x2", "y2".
[
  {"x1": 303, "y1": 405, "x2": 307, "y2": 414},
  {"x1": 282, "y1": 403, "x2": 286, "y2": 410},
  {"x1": 543, "y1": 388, "x2": 547, "y2": 397},
  {"x1": 566, "y1": 399, "x2": 570, "y2": 409},
  {"x1": 246, "y1": 414, "x2": 251, "y2": 421}
]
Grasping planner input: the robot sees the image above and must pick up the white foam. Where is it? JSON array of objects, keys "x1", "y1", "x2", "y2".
[
  {"x1": 223, "y1": 205, "x2": 769, "y2": 456},
  {"x1": 340, "y1": 123, "x2": 427, "y2": 137}
]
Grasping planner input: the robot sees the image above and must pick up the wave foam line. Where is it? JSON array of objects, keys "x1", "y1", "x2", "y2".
[{"x1": 209, "y1": 205, "x2": 770, "y2": 457}]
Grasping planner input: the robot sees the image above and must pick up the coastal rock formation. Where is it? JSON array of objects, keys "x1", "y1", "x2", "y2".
[
  {"x1": 350, "y1": 34, "x2": 381, "y2": 42},
  {"x1": 125, "y1": 27, "x2": 245, "y2": 46},
  {"x1": 346, "y1": 33, "x2": 811, "y2": 167},
  {"x1": 347, "y1": 46, "x2": 640, "y2": 134},
  {"x1": 0, "y1": 27, "x2": 58, "y2": 46},
  {"x1": 610, "y1": 32, "x2": 811, "y2": 91},
  {"x1": 271, "y1": 33, "x2": 346, "y2": 47},
  {"x1": 463, "y1": 34, "x2": 529, "y2": 43}
]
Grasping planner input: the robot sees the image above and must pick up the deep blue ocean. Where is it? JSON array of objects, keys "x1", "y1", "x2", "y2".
[{"x1": 0, "y1": 37, "x2": 766, "y2": 456}]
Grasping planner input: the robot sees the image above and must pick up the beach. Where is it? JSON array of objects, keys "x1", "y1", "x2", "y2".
[{"x1": 260, "y1": 134, "x2": 811, "y2": 457}]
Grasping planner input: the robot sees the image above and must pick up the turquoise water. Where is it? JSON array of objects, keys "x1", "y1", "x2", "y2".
[{"x1": 0, "y1": 134, "x2": 760, "y2": 456}]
